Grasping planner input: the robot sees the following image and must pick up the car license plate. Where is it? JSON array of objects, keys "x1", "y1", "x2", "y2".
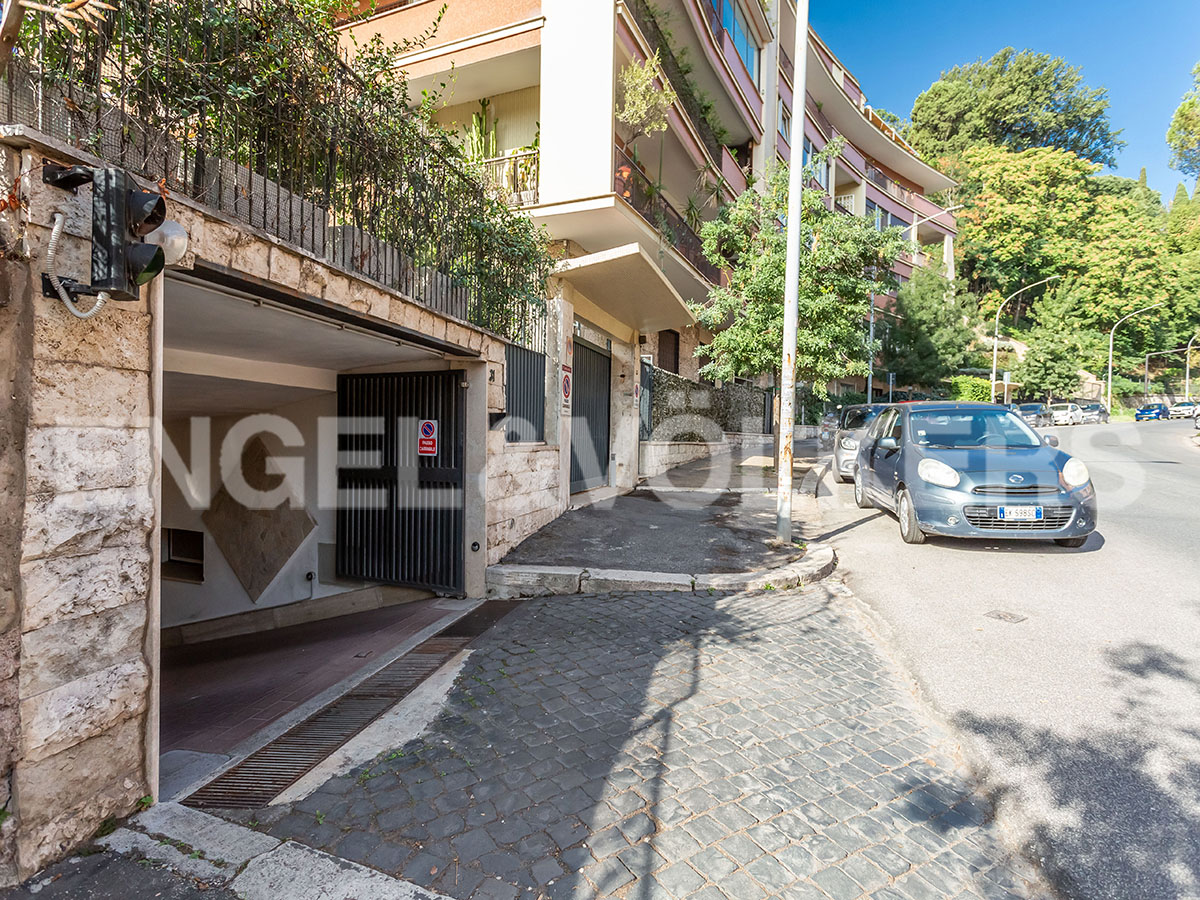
[{"x1": 999, "y1": 506, "x2": 1043, "y2": 521}]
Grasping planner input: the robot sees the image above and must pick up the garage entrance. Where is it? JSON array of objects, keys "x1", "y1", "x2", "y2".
[
  {"x1": 570, "y1": 338, "x2": 612, "y2": 492},
  {"x1": 336, "y1": 371, "x2": 466, "y2": 594}
]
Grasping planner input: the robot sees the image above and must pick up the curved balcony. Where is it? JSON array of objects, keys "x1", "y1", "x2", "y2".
[{"x1": 614, "y1": 145, "x2": 721, "y2": 285}]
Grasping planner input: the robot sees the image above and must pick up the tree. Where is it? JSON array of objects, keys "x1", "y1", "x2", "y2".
[
  {"x1": 616, "y1": 51, "x2": 676, "y2": 144},
  {"x1": 1167, "y1": 62, "x2": 1200, "y2": 179},
  {"x1": 1090, "y1": 170, "x2": 1164, "y2": 221},
  {"x1": 909, "y1": 48, "x2": 1124, "y2": 168},
  {"x1": 1014, "y1": 328, "x2": 1084, "y2": 401},
  {"x1": 1167, "y1": 182, "x2": 1200, "y2": 254},
  {"x1": 692, "y1": 142, "x2": 906, "y2": 395},
  {"x1": 954, "y1": 145, "x2": 1097, "y2": 313},
  {"x1": 882, "y1": 267, "x2": 979, "y2": 387}
]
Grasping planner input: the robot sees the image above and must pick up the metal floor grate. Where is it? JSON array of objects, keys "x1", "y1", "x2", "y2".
[{"x1": 182, "y1": 637, "x2": 471, "y2": 809}]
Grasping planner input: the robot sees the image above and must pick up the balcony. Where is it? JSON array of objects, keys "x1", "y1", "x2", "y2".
[
  {"x1": 779, "y1": 46, "x2": 795, "y2": 84},
  {"x1": 4, "y1": 0, "x2": 549, "y2": 344},
  {"x1": 625, "y1": 0, "x2": 724, "y2": 164},
  {"x1": 614, "y1": 145, "x2": 721, "y2": 285},
  {"x1": 481, "y1": 151, "x2": 540, "y2": 207}
]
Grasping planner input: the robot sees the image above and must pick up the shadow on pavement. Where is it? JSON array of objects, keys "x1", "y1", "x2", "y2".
[{"x1": 956, "y1": 638, "x2": 1200, "y2": 900}]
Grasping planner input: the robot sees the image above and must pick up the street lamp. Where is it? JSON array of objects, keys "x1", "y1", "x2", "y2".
[
  {"x1": 989, "y1": 275, "x2": 1061, "y2": 403},
  {"x1": 867, "y1": 205, "x2": 965, "y2": 400},
  {"x1": 1107, "y1": 302, "x2": 1164, "y2": 413},
  {"x1": 775, "y1": 0, "x2": 810, "y2": 543}
]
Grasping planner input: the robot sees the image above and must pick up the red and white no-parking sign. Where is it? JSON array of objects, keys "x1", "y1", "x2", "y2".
[{"x1": 418, "y1": 419, "x2": 438, "y2": 456}]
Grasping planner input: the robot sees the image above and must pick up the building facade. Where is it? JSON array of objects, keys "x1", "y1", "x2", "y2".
[{"x1": 0, "y1": 0, "x2": 953, "y2": 881}]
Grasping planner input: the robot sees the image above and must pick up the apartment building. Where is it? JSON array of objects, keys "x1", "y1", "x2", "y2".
[{"x1": 355, "y1": 0, "x2": 957, "y2": 404}]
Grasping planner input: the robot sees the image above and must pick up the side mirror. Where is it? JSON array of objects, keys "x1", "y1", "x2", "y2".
[
  {"x1": 878, "y1": 436, "x2": 899, "y2": 451},
  {"x1": 1044, "y1": 435, "x2": 1060, "y2": 448}
]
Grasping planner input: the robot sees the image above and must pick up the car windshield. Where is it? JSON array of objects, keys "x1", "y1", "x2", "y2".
[
  {"x1": 1083, "y1": 404, "x2": 1101, "y2": 411},
  {"x1": 1018, "y1": 403, "x2": 1043, "y2": 412},
  {"x1": 1050, "y1": 404, "x2": 1069, "y2": 411},
  {"x1": 909, "y1": 409, "x2": 1042, "y2": 449},
  {"x1": 842, "y1": 408, "x2": 881, "y2": 430}
]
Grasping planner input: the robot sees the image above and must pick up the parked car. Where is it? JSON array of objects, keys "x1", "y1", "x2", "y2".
[
  {"x1": 1135, "y1": 403, "x2": 1170, "y2": 421},
  {"x1": 1079, "y1": 402, "x2": 1110, "y2": 424},
  {"x1": 833, "y1": 404, "x2": 887, "y2": 483},
  {"x1": 1169, "y1": 400, "x2": 1197, "y2": 419},
  {"x1": 1049, "y1": 402, "x2": 1084, "y2": 425},
  {"x1": 1012, "y1": 402, "x2": 1052, "y2": 428},
  {"x1": 852, "y1": 402, "x2": 1097, "y2": 547}
]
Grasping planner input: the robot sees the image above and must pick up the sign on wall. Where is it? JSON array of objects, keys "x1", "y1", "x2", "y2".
[
  {"x1": 562, "y1": 365, "x2": 572, "y2": 411},
  {"x1": 418, "y1": 419, "x2": 438, "y2": 456}
]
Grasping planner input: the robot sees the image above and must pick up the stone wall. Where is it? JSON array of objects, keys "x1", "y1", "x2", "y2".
[
  {"x1": 7, "y1": 145, "x2": 155, "y2": 882},
  {"x1": 485, "y1": 430, "x2": 562, "y2": 565},
  {"x1": 638, "y1": 440, "x2": 730, "y2": 478}
]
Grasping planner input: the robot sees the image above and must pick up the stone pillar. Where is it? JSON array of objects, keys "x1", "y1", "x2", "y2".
[
  {"x1": 463, "y1": 358, "x2": 488, "y2": 599},
  {"x1": 609, "y1": 335, "x2": 639, "y2": 492},
  {"x1": 943, "y1": 233, "x2": 955, "y2": 281},
  {"x1": 4, "y1": 149, "x2": 155, "y2": 881}
]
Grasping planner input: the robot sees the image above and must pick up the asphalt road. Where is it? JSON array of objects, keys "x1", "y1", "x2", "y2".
[{"x1": 815, "y1": 419, "x2": 1200, "y2": 900}]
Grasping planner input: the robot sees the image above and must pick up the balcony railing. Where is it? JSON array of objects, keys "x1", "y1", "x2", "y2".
[
  {"x1": 866, "y1": 163, "x2": 918, "y2": 206},
  {"x1": 614, "y1": 145, "x2": 721, "y2": 285},
  {"x1": 779, "y1": 47, "x2": 794, "y2": 83},
  {"x1": 625, "y1": 0, "x2": 723, "y2": 164},
  {"x1": 2, "y1": 0, "x2": 548, "y2": 348},
  {"x1": 481, "y1": 151, "x2": 540, "y2": 207}
]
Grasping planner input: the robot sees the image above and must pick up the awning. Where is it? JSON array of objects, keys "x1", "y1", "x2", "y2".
[{"x1": 554, "y1": 243, "x2": 697, "y2": 334}]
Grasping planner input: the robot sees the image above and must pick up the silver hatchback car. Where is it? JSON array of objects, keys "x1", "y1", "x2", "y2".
[
  {"x1": 852, "y1": 402, "x2": 1098, "y2": 547},
  {"x1": 832, "y1": 404, "x2": 888, "y2": 483}
]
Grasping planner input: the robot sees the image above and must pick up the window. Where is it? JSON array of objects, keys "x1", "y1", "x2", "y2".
[
  {"x1": 658, "y1": 329, "x2": 680, "y2": 374},
  {"x1": 162, "y1": 528, "x2": 204, "y2": 583},
  {"x1": 802, "y1": 138, "x2": 828, "y2": 189},
  {"x1": 778, "y1": 100, "x2": 791, "y2": 144},
  {"x1": 721, "y1": 0, "x2": 759, "y2": 86}
]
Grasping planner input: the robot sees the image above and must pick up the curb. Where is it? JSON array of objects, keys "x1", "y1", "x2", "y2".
[{"x1": 485, "y1": 543, "x2": 838, "y2": 599}]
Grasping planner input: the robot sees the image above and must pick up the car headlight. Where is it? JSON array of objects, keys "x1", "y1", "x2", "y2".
[
  {"x1": 1062, "y1": 457, "x2": 1090, "y2": 488},
  {"x1": 917, "y1": 458, "x2": 960, "y2": 488},
  {"x1": 839, "y1": 437, "x2": 858, "y2": 451}
]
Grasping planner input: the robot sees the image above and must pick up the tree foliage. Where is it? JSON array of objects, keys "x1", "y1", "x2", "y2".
[
  {"x1": 909, "y1": 48, "x2": 1124, "y2": 168},
  {"x1": 1167, "y1": 62, "x2": 1200, "y2": 179},
  {"x1": 882, "y1": 267, "x2": 979, "y2": 388},
  {"x1": 615, "y1": 51, "x2": 677, "y2": 144},
  {"x1": 948, "y1": 376, "x2": 992, "y2": 402},
  {"x1": 691, "y1": 143, "x2": 906, "y2": 395}
]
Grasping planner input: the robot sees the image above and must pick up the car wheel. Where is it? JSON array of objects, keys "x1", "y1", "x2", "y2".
[
  {"x1": 897, "y1": 488, "x2": 926, "y2": 545},
  {"x1": 1055, "y1": 536, "x2": 1088, "y2": 548},
  {"x1": 853, "y1": 468, "x2": 872, "y2": 509}
]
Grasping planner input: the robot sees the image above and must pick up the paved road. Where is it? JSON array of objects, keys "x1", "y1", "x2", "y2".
[
  {"x1": 254, "y1": 587, "x2": 1046, "y2": 900},
  {"x1": 816, "y1": 419, "x2": 1200, "y2": 900}
]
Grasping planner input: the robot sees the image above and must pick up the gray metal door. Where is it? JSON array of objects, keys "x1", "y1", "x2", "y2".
[
  {"x1": 336, "y1": 371, "x2": 465, "y2": 593},
  {"x1": 570, "y1": 340, "x2": 611, "y2": 493},
  {"x1": 639, "y1": 359, "x2": 654, "y2": 441}
]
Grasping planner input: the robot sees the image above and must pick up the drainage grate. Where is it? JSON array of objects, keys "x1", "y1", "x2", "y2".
[
  {"x1": 984, "y1": 610, "x2": 1028, "y2": 624},
  {"x1": 180, "y1": 600, "x2": 523, "y2": 810}
]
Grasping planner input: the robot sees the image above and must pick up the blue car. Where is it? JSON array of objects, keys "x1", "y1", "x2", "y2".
[
  {"x1": 852, "y1": 402, "x2": 1098, "y2": 547},
  {"x1": 1135, "y1": 403, "x2": 1169, "y2": 421}
]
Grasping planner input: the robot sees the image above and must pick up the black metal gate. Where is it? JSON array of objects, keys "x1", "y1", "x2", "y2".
[
  {"x1": 504, "y1": 343, "x2": 546, "y2": 442},
  {"x1": 570, "y1": 340, "x2": 611, "y2": 493},
  {"x1": 336, "y1": 371, "x2": 465, "y2": 593},
  {"x1": 639, "y1": 359, "x2": 654, "y2": 441}
]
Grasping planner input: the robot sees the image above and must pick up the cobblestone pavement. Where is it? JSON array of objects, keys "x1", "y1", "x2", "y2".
[{"x1": 249, "y1": 586, "x2": 1049, "y2": 900}]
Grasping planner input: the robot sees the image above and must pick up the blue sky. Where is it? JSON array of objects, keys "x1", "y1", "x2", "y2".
[{"x1": 809, "y1": 0, "x2": 1200, "y2": 202}]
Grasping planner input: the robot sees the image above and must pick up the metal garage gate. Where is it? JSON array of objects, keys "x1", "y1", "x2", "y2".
[
  {"x1": 570, "y1": 340, "x2": 611, "y2": 493},
  {"x1": 336, "y1": 371, "x2": 465, "y2": 593}
]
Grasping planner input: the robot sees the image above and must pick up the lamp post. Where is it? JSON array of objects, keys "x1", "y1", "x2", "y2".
[
  {"x1": 776, "y1": 0, "x2": 809, "y2": 543},
  {"x1": 989, "y1": 275, "x2": 1061, "y2": 403},
  {"x1": 1107, "y1": 302, "x2": 1164, "y2": 413}
]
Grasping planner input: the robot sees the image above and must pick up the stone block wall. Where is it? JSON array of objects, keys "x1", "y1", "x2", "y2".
[
  {"x1": 485, "y1": 430, "x2": 563, "y2": 564},
  {"x1": 638, "y1": 440, "x2": 730, "y2": 479},
  {"x1": 5, "y1": 146, "x2": 154, "y2": 882}
]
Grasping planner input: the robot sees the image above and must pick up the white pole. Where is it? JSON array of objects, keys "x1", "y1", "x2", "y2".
[
  {"x1": 989, "y1": 275, "x2": 1060, "y2": 403},
  {"x1": 1107, "y1": 302, "x2": 1164, "y2": 414},
  {"x1": 776, "y1": 0, "x2": 809, "y2": 543}
]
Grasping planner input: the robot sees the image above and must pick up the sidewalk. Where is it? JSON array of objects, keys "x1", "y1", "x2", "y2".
[{"x1": 501, "y1": 442, "x2": 821, "y2": 576}]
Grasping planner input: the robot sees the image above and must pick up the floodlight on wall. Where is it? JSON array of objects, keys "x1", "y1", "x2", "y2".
[{"x1": 145, "y1": 219, "x2": 190, "y2": 266}]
